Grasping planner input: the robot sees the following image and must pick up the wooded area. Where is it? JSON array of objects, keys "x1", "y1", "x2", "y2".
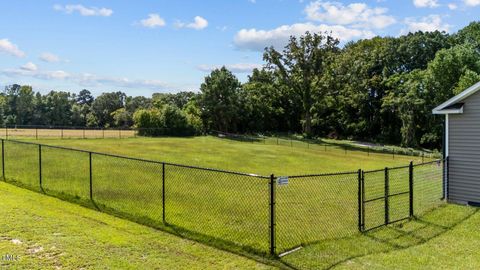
[{"x1": 2, "y1": 21, "x2": 480, "y2": 148}]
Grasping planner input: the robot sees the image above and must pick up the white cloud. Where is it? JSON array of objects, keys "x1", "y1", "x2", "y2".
[
  {"x1": 197, "y1": 63, "x2": 262, "y2": 73},
  {"x1": 20, "y1": 62, "x2": 38, "y2": 72},
  {"x1": 413, "y1": 0, "x2": 439, "y2": 8},
  {"x1": 234, "y1": 23, "x2": 375, "y2": 51},
  {"x1": 304, "y1": 1, "x2": 396, "y2": 29},
  {"x1": 175, "y1": 16, "x2": 208, "y2": 30},
  {"x1": 402, "y1": 15, "x2": 450, "y2": 34},
  {"x1": 464, "y1": 0, "x2": 480, "y2": 6},
  {"x1": 140, "y1": 14, "x2": 166, "y2": 28},
  {"x1": 3, "y1": 68, "x2": 70, "y2": 80},
  {"x1": 448, "y1": 3, "x2": 458, "y2": 9},
  {"x1": 0, "y1": 39, "x2": 26, "y2": 57},
  {"x1": 2, "y1": 67, "x2": 169, "y2": 90},
  {"x1": 39, "y1": 52, "x2": 61, "y2": 63},
  {"x1": 53, "y1": 4, "x2": 113, "y2": 17}
]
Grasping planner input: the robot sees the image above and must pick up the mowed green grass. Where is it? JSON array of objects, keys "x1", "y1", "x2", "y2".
[
  {"x1": 0, "y1": 181, "x2": 275, "y2": 270},
  {"x1": 282, "y1": 204, "x2": 480, "y2": 270},
  {"x1": 2, "y1": 136, "x2": 442, "y2": 255},
  {"x1": 27, "y1": 136, "x2": 430, "y2": 175}
]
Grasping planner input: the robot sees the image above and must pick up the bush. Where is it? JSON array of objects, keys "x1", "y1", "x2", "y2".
[{"x1": 133, "y1": 105, "x2": 199, "y2": 136}]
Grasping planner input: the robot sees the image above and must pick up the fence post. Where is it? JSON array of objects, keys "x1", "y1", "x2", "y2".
[
  {"x1": 61, "y1": 128, "x2": 64, "y2": 139},
  {"x1": 39, "y1": 145, "x2": 43, "y2": 191},
  {"x1": 409, "y1": 161, "x2": 414, "y2": 217},
  {"x1": 83, "y1": 128, "x2": 86, "y2": 139},
  {"x1": 422, "y1": 152, "x2": 425, "y2": 163},
  {"x1": 102, "y1": 128, "x2": 105, "y2": 139},
  {"x1": 269, "y1": 174, "x2": 276, "y2": 256},
  {"x1": 119, "y1": 129, "x2": 122, "y2": 139},
  {"x1": 361, "y1": 171, "x2": 365, "y2": 230},
  {"x1": 89, "y1": 152, "x2": 93, "y2": 201},
  {"x1": 162, "y1": 162, "x2": 166, "y2": 224},
  {"x1": 36, "y1": 128, "x2": 38, "y2": 140},
  {"x1": 357, "y1": 169, "x2": 362, "y2": 232},
  {"x1": 392, "y1": 149, "x2": 395, "y2": 159},
  {"x1": 384, "y1": 167, "x2": 389, "y2": 225},
  {"x1": 5, "y1": 126, "x2": 8, "y2": 140},
  {"x1": 1, "y1": 139, "x2": 4, "y2": 180}
]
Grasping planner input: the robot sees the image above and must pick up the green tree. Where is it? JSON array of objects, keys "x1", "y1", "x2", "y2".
[
  {"x1": 91, "y1": 92, "x2": 126, "y2": 127},
  {"x1": 263, "y1": 32, "x2": 339, "y2": 136},
  {"x1": 199, "y1": 67, "x2": 242, "y2": 132}
]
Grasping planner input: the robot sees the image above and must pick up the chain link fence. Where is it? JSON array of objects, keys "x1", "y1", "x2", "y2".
[
  {"x1": 0, "y1": 138, "x2": 446, "y2": 257},
  {"x1": 361, "y1": 160, "x2": 445, "y2": 231}
]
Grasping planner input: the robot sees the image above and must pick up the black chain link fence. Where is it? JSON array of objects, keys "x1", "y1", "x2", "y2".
[
  {"x1": 361, "y1": 160, "x2": 445, "y2": 232},
  {"x1": 0, "y1": 139, "x2": 446, "y2": 257}
]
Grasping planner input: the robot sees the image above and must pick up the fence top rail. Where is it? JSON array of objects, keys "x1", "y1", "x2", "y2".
[
  {"x1": 413, "y1": 159, "x2": 444, "y2": 167},
  {"x1": 287, "y1": 170, "x2": 359, "y2": 179},
  {"x1": 2, "y1": 139, "x2": 270, "y2": 179}
]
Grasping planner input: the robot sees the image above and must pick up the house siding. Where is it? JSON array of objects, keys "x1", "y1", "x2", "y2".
[{"x1": 449, "y1": 90, "x2": 480, "y2": 204}]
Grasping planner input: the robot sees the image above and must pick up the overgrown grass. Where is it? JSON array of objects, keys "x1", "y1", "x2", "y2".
[{"x1": 0, "y1": 181, "x2": 276, "y2": 269}]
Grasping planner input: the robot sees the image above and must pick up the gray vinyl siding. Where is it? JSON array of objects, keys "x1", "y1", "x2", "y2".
[{"x1": 449, "y1": 90, "x2": 480, "y2": 204}]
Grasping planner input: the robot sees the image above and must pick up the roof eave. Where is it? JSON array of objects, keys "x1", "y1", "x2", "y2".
[
  {"x1": 432, "y1": 107, "x2": 464, "y2": 115},
  {"x1": 432, "y1": 81, "x2": 480, "y2": 112}
]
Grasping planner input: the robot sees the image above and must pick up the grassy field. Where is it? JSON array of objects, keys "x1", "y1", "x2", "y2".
[
  {"x1": 2, "y1": 135, "x2": 443, "y2": 256},
  {"x1": 1, "y1": 128, "x2": 135, "y2": 139},
  {"x1": 23, "y1": 136, "x2": 432, "y2": 175},
  {"x1": 0, "y1": 181, "x2": 275, "y2": 269},
  {"x1": 2, "y1": 180, "x2": 478, "y2": 269},
  {"x1": 282, "y1": 204, "x2": 479, "y2": 269}
]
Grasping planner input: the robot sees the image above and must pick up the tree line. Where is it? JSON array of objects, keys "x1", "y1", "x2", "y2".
[{"x1": 2, "y1": 21, "x2": 480, "y2": 148}]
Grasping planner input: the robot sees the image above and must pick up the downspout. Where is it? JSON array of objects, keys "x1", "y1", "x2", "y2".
[{"x1": 444, "y1": 114, "x2": 449, "y2": 200}]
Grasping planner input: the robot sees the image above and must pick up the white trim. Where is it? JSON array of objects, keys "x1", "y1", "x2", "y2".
[
  {"x1": 445, "y1": 114, "x2": 449, "y2": 157},
  {"x1": 432, "y1": 81, "x2": 480, "y2": 114},
  {"x1": 432, "y1": 107, "x2": 463, "y2": 115}
]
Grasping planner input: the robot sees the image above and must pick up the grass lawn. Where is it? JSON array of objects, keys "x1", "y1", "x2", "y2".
[
  {"x1": 2, "y1": 136, "x2": 442, "y2": 255},
  {"x1": 0, "y1": 181, "x2": 277, "y2": 269},
  {"x1": 282, "y1": 204, "x2": 479, "y2": 269},
  {"x1": 23, "y1": 136, "x2": 431, "y2": 175},
  {"x1": 2, "y1": 180, "x2": 478, "y2": 270}
]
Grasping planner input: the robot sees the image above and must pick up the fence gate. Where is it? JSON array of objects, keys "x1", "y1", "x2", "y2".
[{"x1": 361, "y1": 163, "x2": 413, "y2": 231}]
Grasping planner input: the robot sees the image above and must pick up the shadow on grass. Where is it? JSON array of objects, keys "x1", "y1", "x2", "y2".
[
  {"x1": 2, "y1": 179, "x2": 293, "y2": 269},
  {"x1": 280, "y1": 204, "x2": 478, "y2": 270}
]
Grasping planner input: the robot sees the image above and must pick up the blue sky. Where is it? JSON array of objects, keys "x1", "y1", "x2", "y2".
[{"x1": 0, "y1": 0, "x2": 479, "y2": 97}]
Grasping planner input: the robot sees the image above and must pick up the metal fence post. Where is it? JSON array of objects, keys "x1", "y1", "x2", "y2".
[
  {"x1": 61, "y1": 128, "x2": 64, "y2": 139},
  {"x1": 39, "y1": 145, "x2": 42, "y2": 190},
  {"x1": 361, "y1": 171, "x2": 365, "y2": 231},
  {"x1": 89, "y1": 152, "x2": 93, "y2": 201},
  {"x1": 409, "y1": 161, "x2": 414, "y2": 217},
  {"x1": 102, "y1": 128, "x2": 105, "y2": 139},
  {"x1": 35, "y1": 128, "x2": 38, "y2": 140},
  {"x1": 357, "y1": 169, "x2": 362, "y2": 232},
  {"x1": 269, "y1": 174, "x2": 276, "y2": 256},
  {"x1": 392, "y1": 149, "x2": 395, "y2": 159},
  {"x1": 162, "y1": 162, "x2": 166, "y2": 223},
  {"x1": 384, "y1": 167, "x2": 389, "y2": 225},
  {"x1": 1, "y1": 139, "x2": 5, "y2": 180},
  {"x1": 5, "y1": 126, "x2": 8, "y2": 140},
  {"x1": 83, "y1": 128, "x2": 86, "y2": 139}
]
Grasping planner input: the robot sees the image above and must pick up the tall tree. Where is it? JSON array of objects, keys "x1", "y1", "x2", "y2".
[
  {"x1": 91, "y1": 91, "x2": 126, "y2": 127},
  {"x1": 199, "y1": 67, "x2": 241, "y2": 132},
  {"x1": 263, "y1": 31, "x2": 339, "y2": 136}
]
